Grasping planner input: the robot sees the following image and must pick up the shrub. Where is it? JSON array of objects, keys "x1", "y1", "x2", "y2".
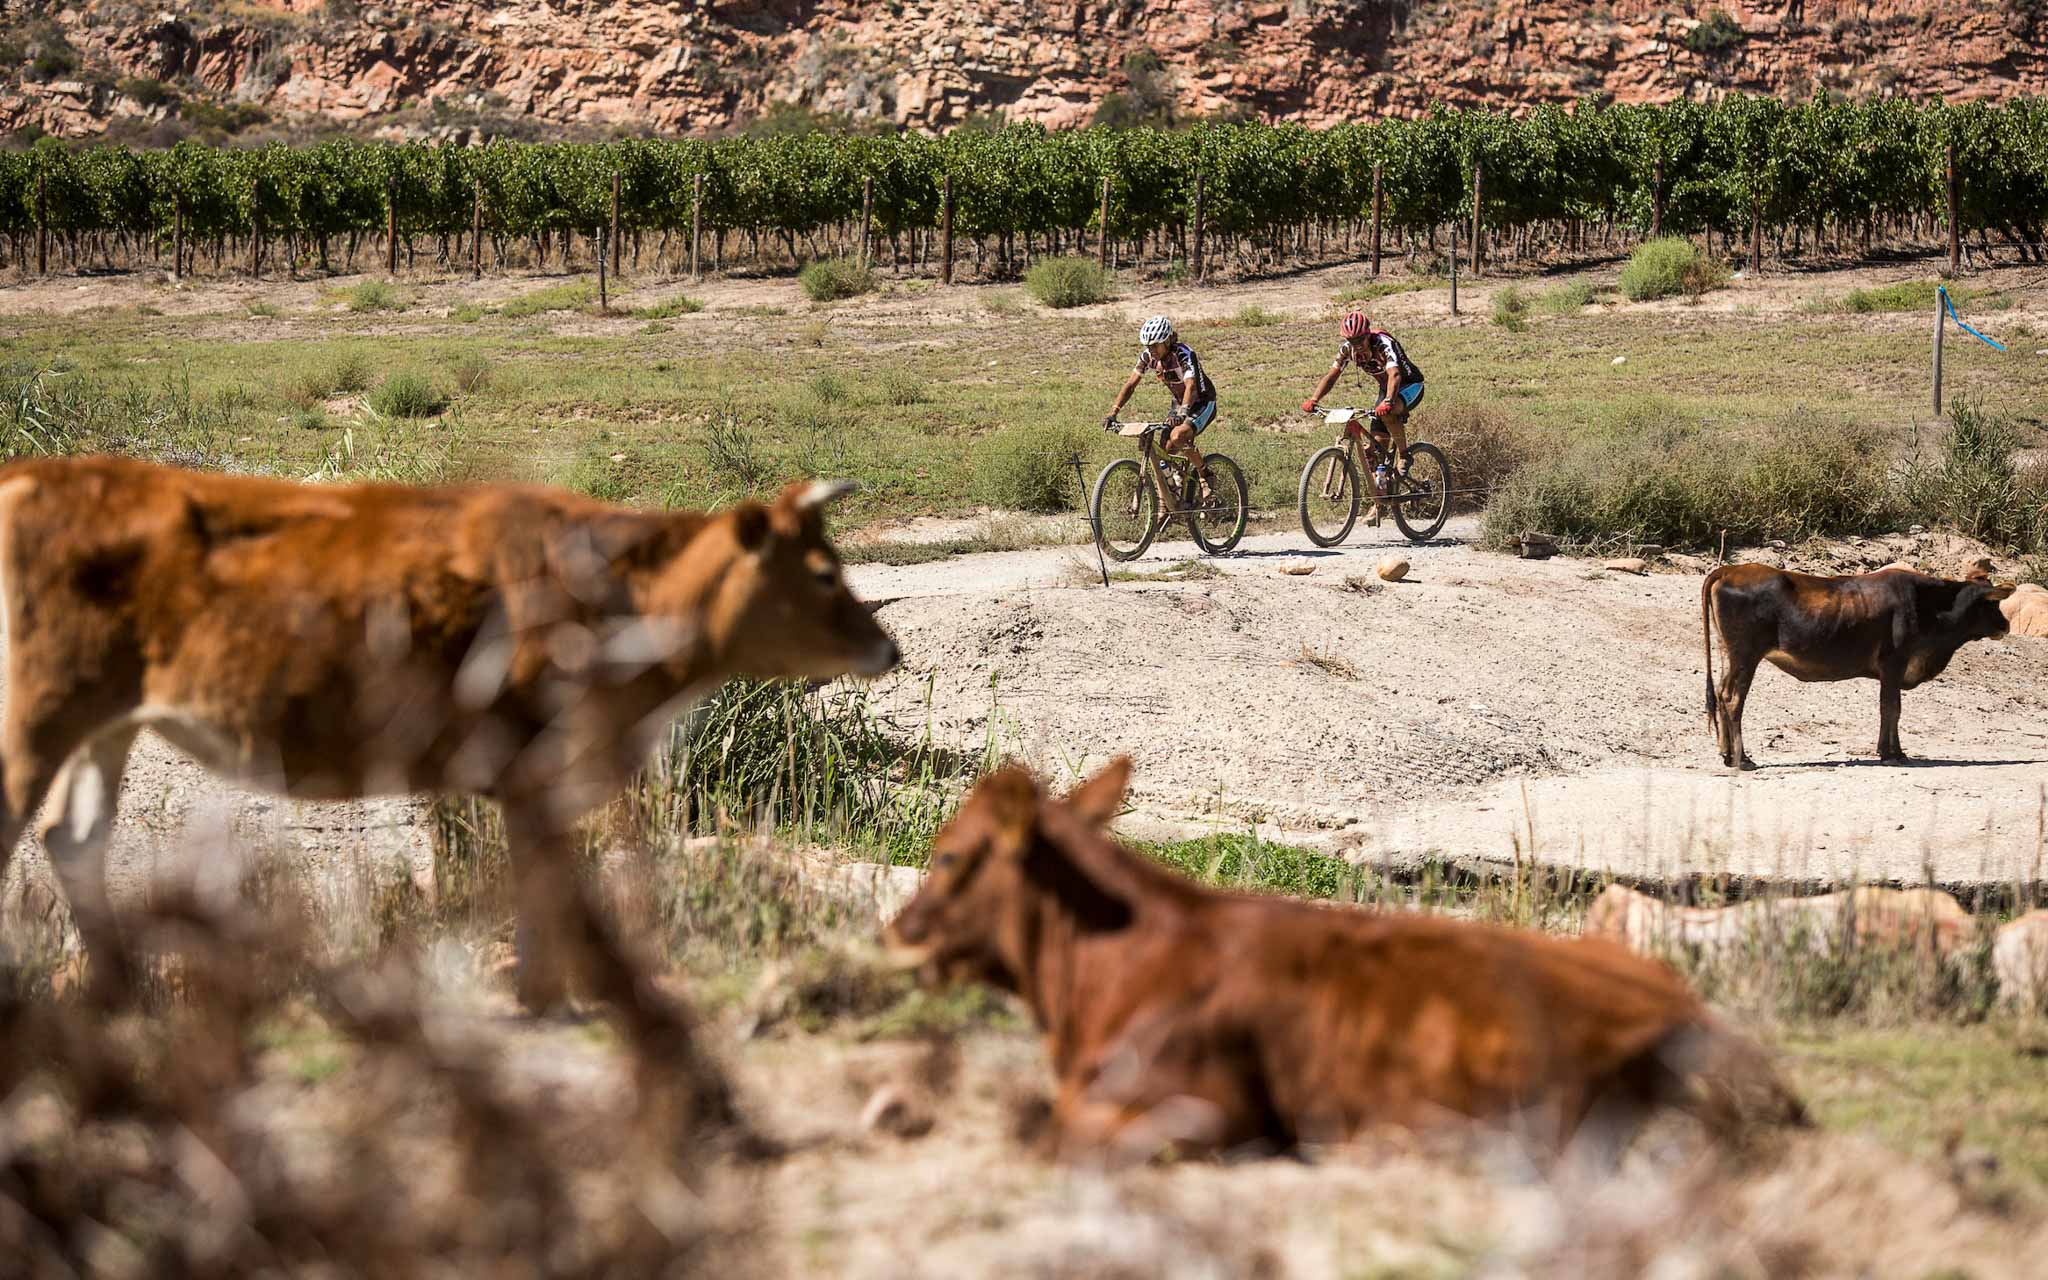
[
  {"x1": 368, "y1": 371, "x2": 448, "y2": 419},
  {"x1": 1024, "y1": 257, "x2": 1112, "y2": 309},
  {"x1": 291, "y1": 406, "x2": 329, "y2": 432},
  {"x1": 245, "y1": 299, "x2": 283, "y2": 319},
  {"x1": 702, "y1": 406, "x2": 770, "y2": 493},
  {"x1": 807, "y1": 372, "x2": 848, "y2": 405},
  {"x1": 497, "y1": 281, "x2": 593, "y2": 318},
  {"x1": 1686, "y1": 10, "x2": 1746, "y2": 55},
  {"x1": 874, "y1": 366, "x2": 930, "y2": 406},
  {"x1": 1481, "y1": 406, "x2": 1894, "y2": 550},
  {"x1": 344, "y1": 279, "x2": 403, "y2": 313},
  {"x1": 1902, "y1": 401, "x2": 2048, "y2": 553},
  {"x1": 972, "y1": 422, "x2": 1091, "y2": 512},
  {"x1": 798, "y1": 257, "x2": 875, "y2": 302},
  {"x1": 1541, "y1": 280, "x2": 1596, "y2": 314},
  {"x1": 1619, "y1": 237, "x2": 1728, "y2": 303},
  {"x1": 1491, "y1": 286, "x2": 1529, "y2": 331},
  {"x1": 450, "y1": 302, "x2": 486, "y2": 324},
  {"x1": 1841, "y1": 281, "x2": 1941, "y2": 313},
  {"x1": 1426, "y1": 402, "x2": 1537, "y2": 511},
  {"x1": 329, "y1": 354, "x2": 371, "y2": 394},
  {"x1": 118, "y1": 76, "x2": 177, "y2": 108},
  {"x1": 1232, "y1": 304, "x2": 1281, "y2": 327},
  {"x1": 633, "y1": 294, "x2": 704, "y2": 319}
]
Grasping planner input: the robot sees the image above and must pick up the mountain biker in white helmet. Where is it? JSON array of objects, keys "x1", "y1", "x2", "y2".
[{"x1": 1106, "y1": 315, "x2": 1216, "y2": 487}]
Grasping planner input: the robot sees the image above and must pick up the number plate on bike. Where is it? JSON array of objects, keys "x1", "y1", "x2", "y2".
[
  {"x1": 1324, "y1": 409, "x2": 1356, "y2": 426},
  {"x1": 1118, "y1": 423, "x2": 1155, "y2": 437}
]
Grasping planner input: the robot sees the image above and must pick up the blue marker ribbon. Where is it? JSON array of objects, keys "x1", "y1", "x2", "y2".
[{"x1": 1939, "y1": 286, "x2": 2008, "y2": 352}]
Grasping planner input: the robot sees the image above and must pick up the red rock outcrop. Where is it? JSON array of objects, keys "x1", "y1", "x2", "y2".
[{"x1": 3, "y1": 1, "x2": 2044, "y2": 139}]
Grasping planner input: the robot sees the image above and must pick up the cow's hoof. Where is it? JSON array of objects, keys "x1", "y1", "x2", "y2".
[{"x1": 1725, "y1": 756, "x2": 1758, "y2": 773}]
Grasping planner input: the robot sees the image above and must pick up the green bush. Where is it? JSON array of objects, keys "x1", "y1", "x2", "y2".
[
  {"x1": 368, "y1": 371, "x2": 448, "y2": 419},
  {"x1": 1541, "y1": 280, "x2": 1596, "y2": 313},
  {"x1": 1024, "y1": 257, "x2": 1112, "y2": 309},
  {"x1": 1841, "y1": 281, "x2": 1939, "y2": 313},
  {"x1": 1686, "y1": 10, "x2": 1746, "y2": 55},
  {"x1": 633, "y1": 294, "x2": 704, "y2": 319},
  {"x1": 1481, "y1": 406, "x2": 1895, "y2": 549},
  {"x1": 1426, "y1": 401, "x2": 1537, "y2": 512},
  {"x1": 1619, "y1": 237, "x2": 1729, "y2": 302},
  {"x1": 875, "y1": 366, "x2": 930, "y2": 406},
  {"x1": 450, "y1": 353, "x2": 492, "y2": 394},
  {"x1": 329, "y1": 354, "x2": 371, "y2": 394},
  {"x1": 798, "y1": 257, "x2": 875, "y2": 302},
  {"x1": 973, "y1": 422, "x2": 1091, "y2": 512},
  {"x1": 344, "y1": 279, "x2": 403, "y2": 313},
  {"x1": 1232, "y1": 304, "x2": 1281, "y2": 327},
  {"x1": 497, "y1": 281, "x2": 593, "y2": 317},
  {"x1": 1902, "y1": 401, "x2": 2048, "y2": 553},
  {"x1": 1491, "y1": 286, "x2": 1529, "y2": 331}
]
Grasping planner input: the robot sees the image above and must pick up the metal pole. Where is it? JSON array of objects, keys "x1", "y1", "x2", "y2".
[
  {"x1": 35, "y1": 170, "x2": 47, "y2": 276},
  {"x1": 1073, "y1": 454, "x2": 1109, "y2": 589},
  {"x1": 597, "y1": 221, "x2": 608, "y2": 310},
  {"x1": 1651, "y1": 159, "x2": 1665, "y2": 239},
  {"x1": 1469, "y1": 160, "x2": 1483, "y2": 274},
  {"x1": 1932, "y1": 290, "x2": 1945, "y2": 418},
  {"x1": 609, "y1": 168, "x2": 621, "y2": 275},
  {"x1": 1370, "y1": 162, "x2": 1383, "y2": 277},
  {"x1": 941, "y1": 174, "x2": 955, "y2": 285},
  {"x1": 385, "y1": 176, "x2": 398, "y2": 275},
  {"x1": 472, "y1": 187, "x2": 483, "y2": 280},
  {"x1": 860, "y1": 176, "x2": 874, "y2": 270},
  {"x1": 1450, "y1": 224, "x2": 1459, "y2": 316},
  {"x1": 690, "y1": 172, "x2": 703, "y2": 281},
  {"x1": 249, "y1": 177, "x2": 261, "y2": 278},
  {"x1": 1097, "y1": 177, "x2": 1111, "y2": 272}
]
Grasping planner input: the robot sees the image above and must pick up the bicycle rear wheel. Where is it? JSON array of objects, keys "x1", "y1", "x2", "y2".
[
  {"x1": 1298, "y1": 445, "x2": 1359, "y2": 547},
  {"x1": 1090, "y1": 458, "x2": 1157, "y2": 562},
  {"x1": 1188, "y1": 454, "x2": 1248, "y2": 554},
  {"x1": 1391, "y1": 442, "x2": 1451, "y2": 542}
]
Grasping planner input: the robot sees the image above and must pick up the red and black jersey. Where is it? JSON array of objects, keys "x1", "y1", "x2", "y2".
[
  {"x1": 1135, "y1": 342, "x2": 1216, "y2": 406},
  {"x1": 1332, "y1": 329, "x2": 1423, "y2": 396}
]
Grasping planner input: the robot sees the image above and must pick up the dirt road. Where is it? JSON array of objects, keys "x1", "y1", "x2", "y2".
[{"x1": 853, "y1": 518, "x2": 2048, "y2": 888}]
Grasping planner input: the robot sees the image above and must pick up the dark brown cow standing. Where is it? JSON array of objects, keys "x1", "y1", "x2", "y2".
[
  {"x1": 882, "y1": 758, "x2": 1804, "y2": 1165},
  {"x1": 1702, "y1": 563, "x2": 2013, "y2": 770}
]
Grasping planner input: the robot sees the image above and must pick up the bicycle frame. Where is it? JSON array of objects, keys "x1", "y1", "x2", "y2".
[{"x1": 1118, "y1": 422, "x2": 1198, "y2": 521}]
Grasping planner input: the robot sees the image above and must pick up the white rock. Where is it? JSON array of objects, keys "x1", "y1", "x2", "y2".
[
  {"x1": 1279, "y1": 559, "x2": 1316, "y2": 576},
  {"x1": 1611, "y1": 356, "x2": 1627, "y2": 365},
  {"x1": 1377, "y1": 556, "x2": 1410, "y2": 582}
]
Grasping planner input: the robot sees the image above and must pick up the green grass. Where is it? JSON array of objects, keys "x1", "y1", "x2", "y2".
[
  {"x1": 246, "y1": 299, "x2": 284, "y2": 319},
  {"x1": 368, "y1": 370, "x2": 448, "y2": 419},
  {"x1": 1491, "y1": 285, "x2": 1529, "y2": 331},
  {"x1": 1539, "y1": 280, "x2": 1596, "y2": 314},
  {"x1": 633, "y1": 294, "x2": 705, "y2": 320},
  {"x1": 798, "y1": 257, "x2": 876, "y2": 302},
  {"x1": 1231, "y1": 304, "x2": 1282, "y2": 328},
  {"x1": 339, "y1": 279, "x2": 404, "y2": 313},
  {"x1": 1024, "y1": 257, "x2": 1112, "y2": 309},
  {"x1": 497, "y1": 280, "x2": 596, "y2": 318},
  {"x1": 1619, "y1": 237, "x2": 1730, "y2": 302}
]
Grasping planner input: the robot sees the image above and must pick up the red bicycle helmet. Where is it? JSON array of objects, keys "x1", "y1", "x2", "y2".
[{"x1": 1339, "y1": 310, "x2": 1369, "y2": 339}]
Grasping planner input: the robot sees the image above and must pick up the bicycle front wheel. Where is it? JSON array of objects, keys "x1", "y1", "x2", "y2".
[
  {"x1": 1091, "y1": 457, "x2": 1157, "y2": 562},
  {"x1": 1391, "y1": 442, "x2": 1451, "y2": 542},
  {"x1": 1298, "y1": 445, "x2": 1359, "y2": 547},
  {"x1": 1188, "y1": 453, "x2": 1249, "y2": 554}
]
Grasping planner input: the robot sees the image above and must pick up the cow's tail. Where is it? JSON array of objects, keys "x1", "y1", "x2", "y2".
[{"x1": 1701, "y1": 568, "x2": 1722, "y2": 729}]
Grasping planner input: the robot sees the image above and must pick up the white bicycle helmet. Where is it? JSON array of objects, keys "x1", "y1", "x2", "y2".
[{"x1": 1139, "y1": 314, "x2": 1175, "y2": 345}]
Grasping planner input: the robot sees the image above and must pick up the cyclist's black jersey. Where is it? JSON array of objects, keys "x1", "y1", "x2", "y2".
[
  {"x1": 1333, "y1": 330, "x2": 1423, "y2": 395},
  {"x1": 1135, "y1": 342, "x2": 1217, "y2": 407}
]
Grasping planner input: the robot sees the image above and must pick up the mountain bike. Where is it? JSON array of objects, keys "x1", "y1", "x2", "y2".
[
  {"x1": 1089, "y1": 418, "x2": 1249, "y2": 561},
  {"x1": 1296, "y1": 405, "x2": 1451, "y2": 546}
]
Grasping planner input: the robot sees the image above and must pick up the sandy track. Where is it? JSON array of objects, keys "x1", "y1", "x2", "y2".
[{"x1": 852, "y1": 519, "x2": 2048, "y2": 888}]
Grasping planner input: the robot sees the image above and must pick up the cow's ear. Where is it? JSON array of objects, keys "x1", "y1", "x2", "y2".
[
  {"x1": 1987, "y1": 585, "x2": 2016, "y2": 602},
  {"x1": 1064, "y1": 756, "x2": 1132, "y2": 828},
  {"x1": 981, "y1": 765, "x2": 1042, "y2": 855},
  {"x1": 731, "y1": 502, "x2": 772, "y2": 554}
]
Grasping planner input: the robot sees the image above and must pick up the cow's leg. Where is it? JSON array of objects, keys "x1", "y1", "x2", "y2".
[
  {"x1": 37, "y1": 723, "x2": 140, "y2": 999},
  {"x1": 1878, "y1": 677, "x2": 1906, "y2": 761},
  {"x1": 1716, "y1": 653, "x2": 1762, "y2": 771},
  {"x1": 502, "y1": 806, "x2": 579, "y2": 1014},
  {"x1": 0, "y1": 708, "x2": 86, "y2": 930}
]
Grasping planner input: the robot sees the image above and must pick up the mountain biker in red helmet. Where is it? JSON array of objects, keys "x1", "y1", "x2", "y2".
[{"x1": 1302, "y1": 310, "x2": 1425, "y2": 474}]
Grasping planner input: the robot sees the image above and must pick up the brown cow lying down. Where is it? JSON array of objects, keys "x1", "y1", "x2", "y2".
[
  {"x1": 882, "y1": 758, "x2": 1805, "y2": 1165},
  {"x1": 1702, "y1": 562, "x2": 2013, "y2": 769},
  {"x1": 0, "y1": 456, "x2": 899, "y2": 1007}
]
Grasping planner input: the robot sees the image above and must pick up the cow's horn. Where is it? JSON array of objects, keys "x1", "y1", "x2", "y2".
[{"x1": 795, "y1": 479, "x2": 859, "y2": 511}]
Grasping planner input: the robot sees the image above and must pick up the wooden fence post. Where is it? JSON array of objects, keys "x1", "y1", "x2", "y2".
[
  {"x1": 35, "y1": 169, "x2": 47, "y2": 276},
  {"x1": 1191, "y1": 170, "x2": 1206, "y2": 283},
  {"x1": 690, "y1": 172, "x2": 704, "y2": 281},
  {"x1": 859, "y1": 176, "x2": 874, "y2": 269},
  {"x1": 941, "y1": 174, "x2": 955, "y2": 285},
  {"x1": 385, "y1": 176, "x2": 398, "y2": 275},
  {"x1": 1370, "y1": 162, "x2": 1384, "y2": 277},
  {"x1": 472, "y1": 187, "x2": 484, "y2": 280},
  {"x1": 1651, "y1": 159, "x2": 1665, "y2": 239},
  {"x1": 249, "y1": 177, "x2": 261, "y2": 278},
  {"x1": 597, "y1": 220, "x2": 608, "y2": 310},
  {"x1": 1469, "y1": 161, "x2": 1483, "y2": 275},
  {"x1": 1946, "y1": 142, "x2": 1960, "y2": 275},
  {"x1": 172, "y1": 191, "x2": 185, "y2": 282},
  {"x1": 1098, "y1": 176, "x2": 1113, "y2": 272}
]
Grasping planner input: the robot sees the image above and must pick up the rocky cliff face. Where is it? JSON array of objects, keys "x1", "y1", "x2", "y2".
[{"x1": 4, "y1": 1, "x2": 2044, "y2": 140}]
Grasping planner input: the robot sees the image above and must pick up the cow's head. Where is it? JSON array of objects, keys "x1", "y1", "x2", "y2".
[
  {"x1": 882, "y1": 758, "x2": 1136, "y2": 992},
  {"x1": 636, "y1": 479, "x2": 900, "y2": 684},
  {"x1": 1941, "y1": 579, "x2": 2015, "y2": 643}
]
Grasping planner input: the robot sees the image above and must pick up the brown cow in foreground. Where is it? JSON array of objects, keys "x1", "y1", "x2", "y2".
[
  {"x1": 882, "y1": 758, "x2": 1805, "y2": 1166},
  {"x1": 0, "y1": 456, "x2": 898, "y2": 1008},
  {"x1": 1703, "y1": 563, "x2": 2013, "y2": 770}
]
